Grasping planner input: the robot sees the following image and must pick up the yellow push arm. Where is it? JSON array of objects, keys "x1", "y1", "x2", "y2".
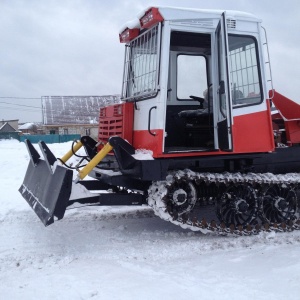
[
  {"x1": 60, "y1": 140, "x2": 83, "y2": 164},
  {"x1": 76, "y1": 142, "x2": 113, "y2": 181}
]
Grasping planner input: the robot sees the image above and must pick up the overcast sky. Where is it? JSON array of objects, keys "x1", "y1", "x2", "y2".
[{"x1": 1, "y1": 0, "x2": 300, "y2": 122}]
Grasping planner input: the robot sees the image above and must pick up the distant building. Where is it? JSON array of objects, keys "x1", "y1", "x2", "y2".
[
  {"x1": 43, "y1": 123, "x2": 98, "y2": 138},
  {"x1": 0, "y1": 119, "x2": 19, "y2": 131},
  {"x1": 0, "y1": 120, "x2": 19, "y2": 140},
  {"x1": 0, "y1": 122, "x2": 17, "y2": 133},
  {"x1": 18, "y1": 122, "x2": 38, "y2": 135},
  {"x1": 41, "y1": 95, "x2": 120, "y2": 139}
]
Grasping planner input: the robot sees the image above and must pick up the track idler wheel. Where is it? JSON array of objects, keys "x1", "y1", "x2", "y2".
[
  {"x1": 261, "y1": 185, "x2": 297, "y2": 223},
  {"x1": 166, "y1": 180, "x2": 197, "y2": 219},
  {"x1": 216, "y1": 184, "x2": 257, "y2": 228}
]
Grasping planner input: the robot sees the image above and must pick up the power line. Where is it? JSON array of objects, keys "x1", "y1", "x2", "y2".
[
  {"x1": 0, "y1": 102, "x2": 41, "y2": 109},
  {"x1": 0, "y1": 105, "x2": 41, "y2": 112},
  {"x1": 1, "y1": 104, "x2": 100, "y2": 115},
  {"x1": 0, "y1": 97, "x2": 40, "y2": 99}
]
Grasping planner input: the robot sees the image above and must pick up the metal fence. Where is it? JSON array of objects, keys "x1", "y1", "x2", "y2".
[
  {"x1": 0, "y1": 133, "x2": 81, "y2": 143},
  {"x1": 19, "y1": 134, "x2": 81, "y2": 144},
  {"x1": 0, "y1": 132, "x2": 20, "y2": 140}
]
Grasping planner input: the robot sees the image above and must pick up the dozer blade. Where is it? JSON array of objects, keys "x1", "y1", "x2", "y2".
[{"x1": 19, "y1": 140, "x2": 73, "y2": 226}]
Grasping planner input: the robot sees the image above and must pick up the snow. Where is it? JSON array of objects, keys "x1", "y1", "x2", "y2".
[
  {"x1": 18, "y1": 122, "x2": 36, "y2": 130},
  {"x1": 69, "y1": 181, "x2": 99, "y2": 200},
  {"x1": 136, "y1": 6, "x2": 260, "y2": 22},
  {"x1": 119, "y1": 18, "x2": 140, "y2": 34},
  {"x1": 1, "y1": 138, "x2": 300, "y2": 299},
  {"x1": 132, "y1": 148, "x2": 154, "y2": 160}
]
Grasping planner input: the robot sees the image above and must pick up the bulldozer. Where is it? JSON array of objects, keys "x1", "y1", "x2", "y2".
[{"x1": 20, "y1": 6, "x2": 300, "y2": 235}]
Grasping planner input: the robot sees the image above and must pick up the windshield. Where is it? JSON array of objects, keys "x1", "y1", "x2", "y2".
[{"x1": 121, "y1": 24, "x2": 161, "y2": 101}]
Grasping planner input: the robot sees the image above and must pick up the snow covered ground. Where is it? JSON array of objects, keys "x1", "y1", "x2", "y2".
[{"x1": 1, "y1": 139, "x2": 300, "y2": 299}]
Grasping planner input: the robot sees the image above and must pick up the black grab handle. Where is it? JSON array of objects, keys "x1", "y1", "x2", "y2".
[{"x1": 148, "y1": 106, "x2": 157, "y2": 136}]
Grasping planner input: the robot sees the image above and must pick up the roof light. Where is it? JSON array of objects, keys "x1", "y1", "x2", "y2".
[
  {"x1": 140, "y1": 7, "x2": 164, "y2": 29},
  {"x1": 119, "y1": 28, "x2": 140, "y2": 43}
]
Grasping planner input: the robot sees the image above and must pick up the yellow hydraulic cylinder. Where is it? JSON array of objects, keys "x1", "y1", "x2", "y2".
[
  {"x1": 60, "y1": 140, "x2": 83, "y2": 164},
  {"x1": 76, "y1": 142, "x2": 113, "y2": 181}
]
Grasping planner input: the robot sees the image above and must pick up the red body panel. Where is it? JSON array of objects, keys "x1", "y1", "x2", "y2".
[
  {"x1": 132, "y1": 110, "x2": 274, "y2": 158},
  {"x1": 232, "y1": 110, "x2": 274, "y2": 153},
  {"x1": 285, "y1": 121, "x2": 300, "y2": 144},
  {"x1": 98, "y1": 102, "x2": 134, "y2": 148},
  {"x1": 140, "y1": 8, "x2": 164, "y2": 29},
  {"x1": 132, "y1": 129, "x2": 164, "y2": 156},
  {"x1": 271, "y1": 90, "x2": 300, "y2": 144},
  {"x1": 272, "y1": 90, "x2": 300, "y2": 120},
  {"x1": 99, "y1": 103, "x2": 274, "y2": 157},
  {"x1": 119, "y1": 28, "x2": 140, "y2": 43}
]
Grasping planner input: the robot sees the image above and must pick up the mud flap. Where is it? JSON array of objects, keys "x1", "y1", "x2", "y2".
[{"x1": 19, "y1": 140, "x2": 73, "y2": 226}]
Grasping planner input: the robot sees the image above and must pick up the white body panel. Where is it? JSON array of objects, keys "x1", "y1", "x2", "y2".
[{"x1": 132, "y1": 9, "x2": 267, "y2": 127}]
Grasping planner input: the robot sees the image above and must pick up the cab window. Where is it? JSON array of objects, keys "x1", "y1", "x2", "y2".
[
  {"x1": 228, "y1": 35, "x2": 262, "y2": 106},
  {"x1": 177, "y1": 55, "x2": 207, "y2": 100}
]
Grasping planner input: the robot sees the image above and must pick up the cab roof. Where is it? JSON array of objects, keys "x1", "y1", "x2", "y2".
[{"x1": 120, "y1": 6, "x2": 261, "y2": 33}]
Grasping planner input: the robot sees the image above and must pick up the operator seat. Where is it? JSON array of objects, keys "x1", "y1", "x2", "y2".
[
  {"x1": 178, "y1": 85, "x2": 213, "y2": 120},
  {"x1": 178, "y1": 107, "x2": 209, "y2": 119}
]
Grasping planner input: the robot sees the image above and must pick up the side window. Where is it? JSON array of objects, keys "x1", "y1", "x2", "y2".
[
  {"x1": 228, "y1": 35, "x2": 262, "y2": 106},
  {"x1": 177, "y1": 55, "x2": 207, "y2": 100}
]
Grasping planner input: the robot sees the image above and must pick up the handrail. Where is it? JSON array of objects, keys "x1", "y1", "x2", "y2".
[
  {"x1": 148, "y1": 106, "x2": 157, "y2": 136},
  {"x1": 261, "y1": 26, "x2": 274, "y2": 100}
]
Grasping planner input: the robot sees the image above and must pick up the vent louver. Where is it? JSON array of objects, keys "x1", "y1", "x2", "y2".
[{"x1": 227, "y1": 19, "x2": 236, "y2": 29}]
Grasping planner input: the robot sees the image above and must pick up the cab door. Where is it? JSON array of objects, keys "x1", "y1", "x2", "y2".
[{"x1": 215, "y1": 12, "x2": 233, "y2": 151}]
